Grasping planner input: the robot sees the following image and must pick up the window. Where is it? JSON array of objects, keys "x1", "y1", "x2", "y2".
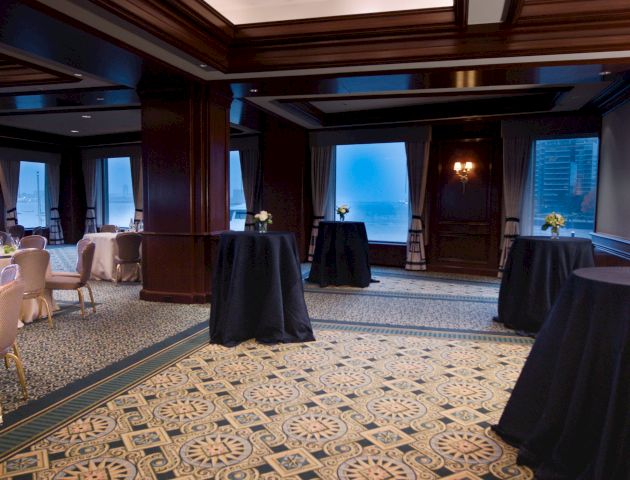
[
  {"x1": 104, "y1": 157, "x2": 135, "y2": 227},
  {"x1": 16, "y1": 161, "x2": 47, "y2": 228},
  {"x1": 532, "y1": 137, "x2": 599, "y2": 238},
  {"x1": 229, "y1": 151, "x2": 246, "y2": 231},
  {"x1": 335, "y1": 143, "x2": 409, "y2": 243}
]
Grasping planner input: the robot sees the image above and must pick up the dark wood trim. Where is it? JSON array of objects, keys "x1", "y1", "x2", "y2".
[
  {"x1": 588, "y1": 77, "x2": 630, "y2": 114},
  {"x1": 454, "y1": 0, "x2": 468, "y2": 29},
  {"x1": 74, "y1": 131, "x2": 141, "y2": 147},
  {"x1": 0, "y1": 53, "x2": 80, "y2": 88},
  {"x1": 502, "y1": 0, "x2": 525, "y2": 25},
  {"x1": 139, "y1": 289, "x2": 210, "y2": 303},
  {"x1": 0, "y1": 105, "x2": 139, "y2": 117},
  {"x1": 591, "y1": 232, "x2": 630, "y2": 261}
]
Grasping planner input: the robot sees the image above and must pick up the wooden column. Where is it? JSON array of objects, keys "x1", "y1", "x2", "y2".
[{"x1": 139, "y1": 82, "x2": 231, "y2": 303}]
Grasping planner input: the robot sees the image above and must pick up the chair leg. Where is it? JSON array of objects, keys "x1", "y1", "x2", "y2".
[
  {"x1": 86, "y1": 284, "x2": 96, "y2": 313},
  {"x1": 137, "y1": 262, "x2": 142, "y2": 282},
  {"x1": 39, "y1": 296, "x2": 53, "y2": 328},
  {"x1": 116, "y1": 264, "x2": 121, "y2": 283},
  {"x1": 5, "y1": 351, "x2": 28, "y2": 400},
  {"x1": 76, "y1": 289, "x2": 85, "y2": 318}
]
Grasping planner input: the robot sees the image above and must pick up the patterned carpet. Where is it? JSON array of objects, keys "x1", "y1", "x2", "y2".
[{"x1": 0, "y1": 247, "x2": 534, "y2": 478}]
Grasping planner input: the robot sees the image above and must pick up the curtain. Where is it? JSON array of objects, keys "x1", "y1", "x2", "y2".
[
  {"x1": 82, "y1": 157, "x2": 99, "y2": 233},
  {"x1": 47, "y1": 160, "x2": 64, "y2": 244},
  {"x1": 405, "y1": 140, "x2": 431, "y2": 271},
  {"x1": 130, "y1": 154, "x2": 143, "y2": 226},
  {"x1": 498, "y1": 136, "x2": 533, "y2": 276},
  {"x1": 239, "y1": 149, "x2": 262, "y2": 231},
  {"x1": 0, "y1": 159, "x2": 20, "y2": 227},
  {"x1": 308, "y1": 145, "x2": 335, "y2": 261}
]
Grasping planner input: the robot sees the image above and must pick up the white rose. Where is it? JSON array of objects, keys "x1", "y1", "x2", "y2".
[{"x1": 258, "y1": 211, "x2": 269, "y2": 222}]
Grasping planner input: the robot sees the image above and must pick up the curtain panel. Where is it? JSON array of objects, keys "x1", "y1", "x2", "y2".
[
  {"x1": 47, "y1": 160, "x2": 64, "y2": 244},
  {"x1": 82, "y1": 157, "x2": 100, "y2": 233},
  {"x1": 405, "y1": 140, "x2": 431, "y2": 271},
  {"x1": 130, "y1": 154, "x2": 143, "y2": 225},
  {"x1": 308, "y1": 146, "x2": 335, "y2": 261},
  {"x1": 499, "y1": 135, "x2": 533, "y2": 276},
  {"x1": 239, "y1": 148, "x2": 262, "y2": 231},
  {"x1": 0, "y1": 159, "x2": 20, "y2": 227}
]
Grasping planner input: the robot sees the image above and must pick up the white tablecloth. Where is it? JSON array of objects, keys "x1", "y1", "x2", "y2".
[
  {"x1": 0, "y1": 254, "x2": 58, "y2": 326},
  {"x1": 83, "y1": 233, "x2": 140, "y2": 282}
]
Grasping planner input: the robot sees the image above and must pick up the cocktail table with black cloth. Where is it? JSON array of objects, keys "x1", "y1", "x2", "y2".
[
  {"x1": 210, "y1": 231, "x2": 315, "y2": 347},
  {"x1": 494, "y1": 267, "x2": 630, "y2": 480},
  {"x1": 497, "y1": 236, "x2": 594, "y2": 332},
  {"x1": 307, "y1": 221, "x2": 372, "y2": 287}
]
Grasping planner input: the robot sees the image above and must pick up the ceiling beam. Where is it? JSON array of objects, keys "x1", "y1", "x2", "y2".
[{"x1": 502, "y1": 0, "x2": 524, "y2": 25}]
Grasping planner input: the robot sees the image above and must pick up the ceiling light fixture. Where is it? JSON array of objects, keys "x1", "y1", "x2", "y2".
[
  {"x1": 73, "y1": 73, "x2": 83, "y2": 77},
  {"x1": 81, "y1": 115, "x2": 92, "y2": 119},
  {"x1": 249, "y1": 88, "x2": 258, "y2": 93},
  {"x1": 199, "y1": 63, "x2": 208, "y2": 68},
  {"x1": 96, "y1": 97, "x2": 105, "y2": 101},
  {"x1": 600, "y1": 71, "x2": 611, "y2": 76},
  {"x1": 70, "y1": 130, "x2": 79, "y2": 133}
]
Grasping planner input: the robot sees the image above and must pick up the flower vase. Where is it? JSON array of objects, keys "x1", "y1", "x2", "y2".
[
  {"x1": 258, "y1": 222, "x2": 268, "y2": 233},
  {"x1": 550, "y1": 227, "x2": 559, "y2": 239},
  {"x1": 339, "y1": 214, "x2": 345, "y2": 222}
]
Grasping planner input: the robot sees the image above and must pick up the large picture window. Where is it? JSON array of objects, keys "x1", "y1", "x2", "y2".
[
  {"x1": 229, "y1": 151, "x2": 246, "y2": 231},
  {"x1": 335, "y1": 143, "x2": 408, "y2": 243},
  {"x1": 532, "y1": 137, "x2": 599, "y2": 238},
  {"x1": 104, "y1": 157, "x2": 135, "y2": 227},
  {"x1": 16, "y1": 161, "x2": 47, "y2": 228}
]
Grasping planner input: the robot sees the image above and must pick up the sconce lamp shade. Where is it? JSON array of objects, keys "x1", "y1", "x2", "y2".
[
  {"x1": 465, "y1": 161, "x2": 473, "y2": 170},
  {"x1": 454, "y1": 161, "x2": 462, "y2": 172}
]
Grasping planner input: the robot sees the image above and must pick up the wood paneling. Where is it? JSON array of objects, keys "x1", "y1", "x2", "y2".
[
  {"x1": 0, "y1": 53, "x2": 78, "y2": 88},
  {"x1": 428, "y1": 127, "x2": 501, "y2": 275},
  {"x1": 59, "y1": 147, "x2": 86, "y2": 244},
  {"x1": 139, "y1": 82, "x2": 231, "y2": 303},
  {"x1": 260, "y1": 115, "x2": 310, "y2": 260}
]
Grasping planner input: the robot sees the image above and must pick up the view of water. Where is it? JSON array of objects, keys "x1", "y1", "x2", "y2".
[
  {"x1": 108, "y1": 199, "x2": 136, "y2": 228},
  {"x1": 342, "y1": 201, "x2": 408, "y2": 243}
]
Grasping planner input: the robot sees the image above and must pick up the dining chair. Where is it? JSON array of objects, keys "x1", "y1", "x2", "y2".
[
  {"x1": 0, "y1": 265, "x2": 19, "y2": 285},
  {"x1": 18, "y1": 235, "x2": 47, "y2": 250},
  {"x1": 11, "y1": 249, "x2": 53, "y2": 328},
  {"x1": 114, "y1": 232, "x2": 142, "y2": 282},
  {"x1": 100, "y1": 224, "x2": 118, "y2": 233},
  {"x1": 46, "y1": 242, "x2": 96, "y2": 318},
  {"x1": 0, "y1": 279, "x2": 28, "y2": 399},
  {"x1": 8, "y1": 225, "x2": 25, "y2": 240},
  {"x1": 0, "y1": 231, "x2": 10, "y2": 245}
]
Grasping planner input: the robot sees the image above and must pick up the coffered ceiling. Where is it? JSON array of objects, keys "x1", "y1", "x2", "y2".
[{"x1": 1, "y1": 0, "x2": 630, "y2": 136}]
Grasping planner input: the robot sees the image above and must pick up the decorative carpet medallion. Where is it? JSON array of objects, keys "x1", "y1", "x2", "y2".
[
  {"x1": 46, "y1": 414, "x2": 116, "y2": 445},
  {"x1": 242, "y1": 381, "x2": 300, "y2": 406},
  {"x1": 437, "y1": 380, "x2": 493, "y2": 404},
  {"x1": 283, "y1": 413, "x2": 348, "y2": 444},
  {"x1": 337, "y1": 455, "x2": 417, "y2": 480},
  {"x1": 180, "y1": 433, "x2": 253, "y2": 469},
  {"x1": 319, "y1": 367, "x2": 373, "y2": 391},
  {"x1": 366, "y1": 396, "x2": 428, "y2": 421},
  {"x1": 429, "y1": 431, "x2": 503, "y2": 464},
  {"x1": 153, "y1": 397, "x2": 215, "y2": 423},
  {"x1": 384, "y1": 358, "x2": 435, "y2": 378},
  {"x1": 52, "y1": 457, "x2": 137, "y2": 480}
]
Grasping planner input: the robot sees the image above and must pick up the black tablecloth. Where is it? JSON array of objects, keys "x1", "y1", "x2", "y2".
[
  {"x1": 307, "y1": 221, "x2": 372, "y2": 287},
  {"x1": 497, "y1": 236, "x2": 594, "y2": 331},
  {"x1": 494, "y1": 267, "x2": 630, "y2": 479},
  {"x1": 210, "y1": 231, "x2": 314, "y2": 347}
]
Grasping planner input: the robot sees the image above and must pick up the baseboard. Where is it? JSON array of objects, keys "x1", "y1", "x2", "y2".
[{"x1": 139, "y1": 289, "x2": 210, "y2": 304}]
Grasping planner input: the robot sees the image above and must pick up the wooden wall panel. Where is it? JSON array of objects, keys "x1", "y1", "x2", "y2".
[
  {"x1": 140, "y1": 83, "x2": 230, "y2": 303},
  {"x1": 260, "y1": 115, "x2": 310, "y2": 260},
  {"x1": 428, "y1": 129, "x2": 501, "y2": 275},
  {"x1": 59, "y1": 146, "x2": 86, "y2": 244}
]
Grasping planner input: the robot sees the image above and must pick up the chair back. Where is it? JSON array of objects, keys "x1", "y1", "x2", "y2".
[
  {"x1": 0, "y1": 280, "x2": 25, "y2": 354},
  {"x1": 8, "y1": 225, "x2": 25, "y2": 239},
  {"x1": 0, "y1": 231, "x2": 9, "y2": 244},
  {"x1": 116, "y1": 232, "x2": 142, "y2": 262},
  {"x1": 19, "y1": 235, "x2": 47, "y2": 250},
  {"x1": 100, "y1": 224, "x2": 118, "y2": 233},
  {"x1": 75, "y1": 238, "x2": 92, "y2": 274},
  {"x1": 79, "y1": 242, "x2": 96, "y2": 284},
  {"x1": 11, "y1": 249, "x2": 50, "y2": 294},
  {"x1": 0, "y1": 264, "x2": 19, "y2": 286}
]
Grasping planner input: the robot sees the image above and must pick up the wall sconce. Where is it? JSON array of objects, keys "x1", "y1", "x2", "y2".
[{"x1": 454, "y1": 161, "x2": 473, "y2": 192}]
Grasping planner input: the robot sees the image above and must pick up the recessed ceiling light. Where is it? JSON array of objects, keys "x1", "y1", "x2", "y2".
[
  {"x1": 81, "y1": 114, "x2": 92, "y2": 119},
  {"x1": 73, "y1": 73, "x2": 83, "y2": 77},
  {"x1": 600, "y1": 71, "x2": 612, "y2": 76},
  {"x1": 96, "y1": 97, "x2": 105, "y2": 101},
  {"x1": 199, "y1": 63, "x2": 208, "y2": 68},
  {"x1": 70, "y1": 130, "x2": 79, "y2": 133},
  {"x1": 249, "y1": 88, "x2": 258, "y2": 93}
]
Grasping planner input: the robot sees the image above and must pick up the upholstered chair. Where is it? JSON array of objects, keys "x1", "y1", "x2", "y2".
[
  {"x1": 114, "y1": 232, "x2": 142, "y2": 282},
  {"x1": 0, "y1": 279, "x2": 27, "y2": 399},
  {"x1": 46, "y1": 242, "x2": 96, "y2": 318},
  {"x1": 0, "y1": 231, "x2": 10, "y2": 245},
  {"x1": 11, "y1": 249, "x2": 53, "y2": 328},
  {"x1": 100, "y1": 224, "x2": 118, "y2": 233},
  {"x1": 18, "y1": 235, "x2": 47, "y2": 250},
  {"x1": 0, "y1": 264, "x2": 19, "y2": 285},
  {"x1": 8, "y1": 225, "x2": 25, "y2": 240}
]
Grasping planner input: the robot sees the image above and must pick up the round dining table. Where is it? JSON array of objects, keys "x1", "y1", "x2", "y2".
[{"x1": 82, "y1": 232, "x2": 141, "y2": 281}]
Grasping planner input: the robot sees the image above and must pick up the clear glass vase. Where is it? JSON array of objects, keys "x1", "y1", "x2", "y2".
[
  {"x1": 551, "y1": 227, "x2": 560, "y2": 239},
  {"x1": 258, "y1": 222, "x2": 268, "y2": 233}
]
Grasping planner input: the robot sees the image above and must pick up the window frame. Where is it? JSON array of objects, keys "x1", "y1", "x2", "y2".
[
  {"x1": 100, "y1": 156, "x2": 135, "y2": 228},
  {"x1": 16, "y1": 160, "x2": 50, "y2": 228}
]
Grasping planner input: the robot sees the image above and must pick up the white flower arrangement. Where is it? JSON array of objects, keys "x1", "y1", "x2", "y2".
[
  {"x1": 254, "y1": 210, "x2": 273, "y2": 224},
  {"x1": 541, "y1": 212, "x2": 566, "y2": 237}
]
